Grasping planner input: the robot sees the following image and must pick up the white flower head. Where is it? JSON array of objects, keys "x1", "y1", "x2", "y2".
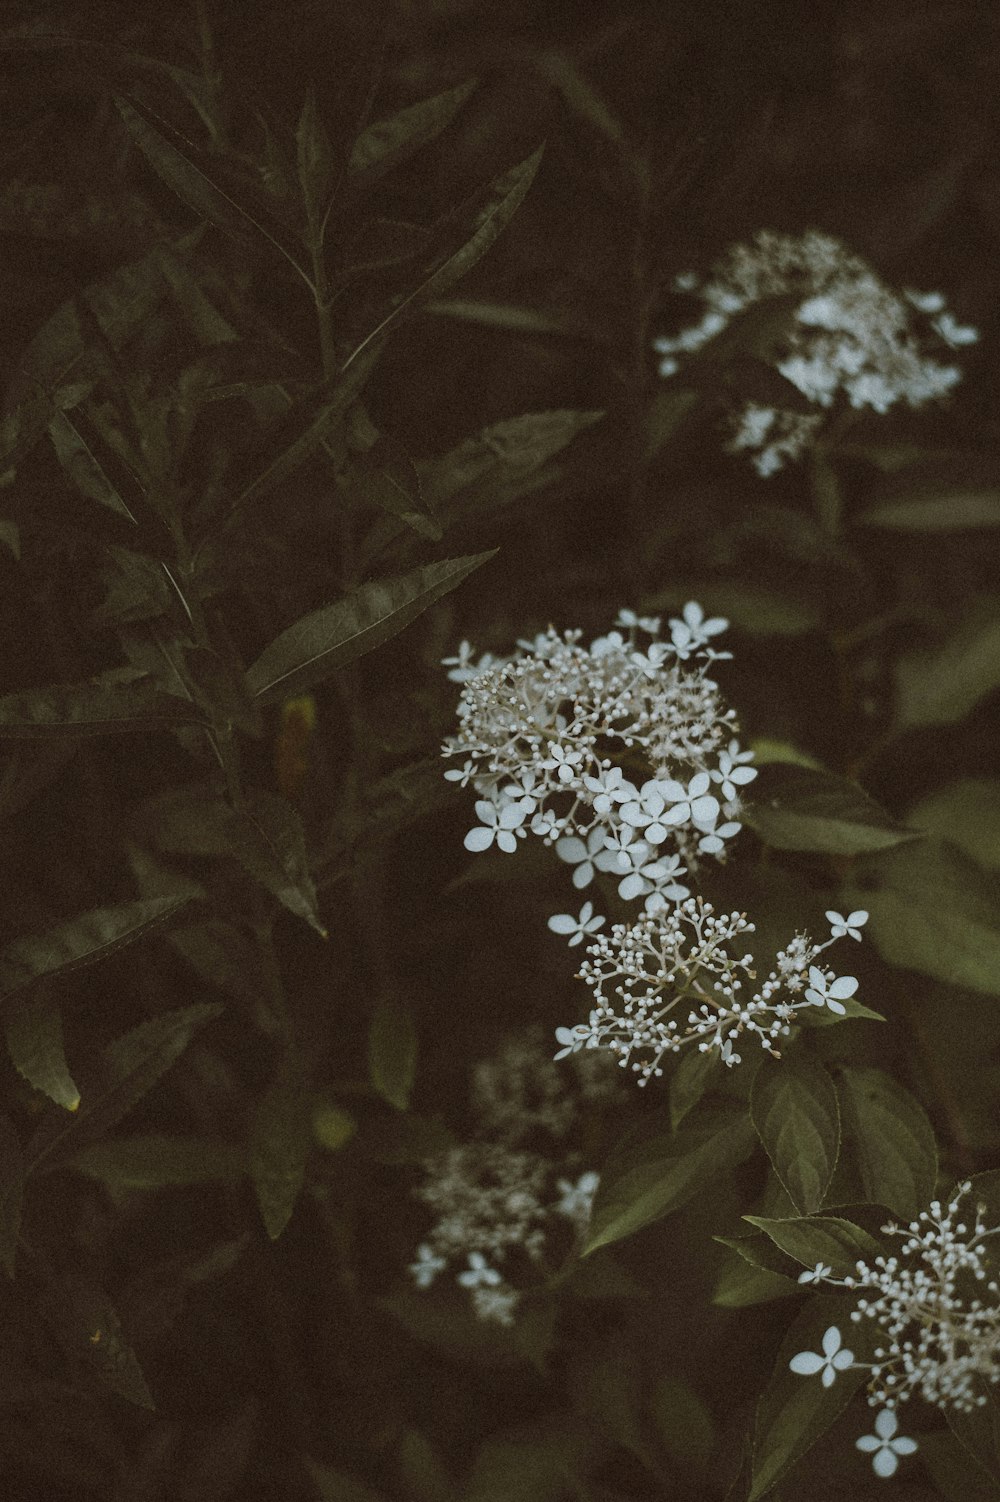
[
  {"x1": 409, "y1": 1243, "x2": 447, "y2": 1289},
  {"x1": 797, "y1": 1261, "x2": 833, "y2": 1285},
  {"x1": 789, "y1": 1325, "x2": 855, "y2": 1387},
  {"x1": 825, "y1": 909, "x2": 868, "y2": 941},
  {"x1": 548, "y1": 901, "x2": 605, "y2": 947},
  {"x1": 464, "y1": 797, "x2": 527, "y2": 854},
  {"x1": 856, "y1": 1409, "x2": 918, "y2": 1479},
  {"x1": 804, "y1": 965, "x2": 859, "y2": 1015},
  {"x1": 457, "y1": 1251, "x2": 502, "y2": 1289}
]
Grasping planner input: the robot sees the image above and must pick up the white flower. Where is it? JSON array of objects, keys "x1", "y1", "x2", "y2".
[
  {"x1": 655, "y1": 772, "x2": 721, "y2": 834},
  {"x1": 541, "y1": 742, "x2": 584, "y2": 784},
  {"x1": 620, "y1": 780, "x2": 676, "y2": 844},
  {"x1": 409, "y1": 1243, "x2": 447, "y2": 1289},
  {"x1": 619, "y1": 852, "x2": 689, "y2": 909},
  {"x1": 548, "y1": 901, "x2": 605, "y2": 947},
  {"x1": 554, "y1": 1170, "x2": 600, "y2": 1224},
  {"x1": 601, "y1": 823, "x2": 641, "y2": 870},
  {"x1": 464, "y1": 797, "x2": 527, "y2": 854},
  {"x1": 797, "y1": 1262, "x2": 833, "y2": 1285},
  {"x1": 471, "y1": 1284, "x2": 520, "y2": 1325},
  {"x1": 582, "y1": 765, "x2": 635, "y2": 816},
  {"x1": 804, "y1": 965, "x2": 859, "y2": 1015},
  {"x1": 589, "y1": 629, "x2": 628, "y2": 659},
  {"x1": 457, "y1": 1251, "x2": 502, "y2": 1289},
  {"x1": 444, "y1": 758, "x2": 478, "y2": 787},
  {"x1": 696, "y1": 820, "x2": 742, "y2": 856},
  {"x1": 669, "y1": 602, "x2": 728, "y2": 659},
  {"x1": 556, "y1": 827, "x2": 611, "y2": 889},
  {"x1": 712, "y1": 742, "x2": 758, "y2": 802},
  {"x1": 825, "y1": 909, "x2": 868, "y2": 941},
  {"x1": 932, "y1": 311, "x2": 978, "y2": 348},
  {"x1": 856, "y1": 1409, "x2": 918, "y2": 1479},
  {"x1": 531, "y1": 808, "x2": 562, "y2": 840},
  {"x1": 553, "y1": 1012, "x2": 604, "y2": 1059},
  {"x1": 789, "y1": 1325, "x2": 855, "y2": 1387},
  {"x1": 615, "y1": 608, "x2": 661, "y2": 634},
  {"x1": 442, "y1": 642, "x2": 497, "y2": 683}
]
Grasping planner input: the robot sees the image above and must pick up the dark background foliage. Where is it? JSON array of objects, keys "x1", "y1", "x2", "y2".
[{"x1": 1, "y1": 1, "x2": 999, "y2": 1498}]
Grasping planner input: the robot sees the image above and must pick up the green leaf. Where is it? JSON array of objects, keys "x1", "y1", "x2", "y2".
[
  {"x1": 895, "y1": 595, "x2": 1000, "y2": 730},
  {"x1": 838, "y1": 1066, "x2": 938, "y2": 1220},
  {"x1": 418, "y1": 410, "x2": 605, "y2": 517},
  {"x1": 744, "y1": 764, "x2": 916, "y2": 855},
  {"x1": 582, "y1": 1108, "x2": 756, "y2": 1257},
  {"x1": 669, "y1": 1045, "x2": 721, "y2": 1130},
  {"x1": 250, "y1": 1046, "x2": 310, "y2": 1239},
  {"x1": 713, "y1": 1232, "x2": 800, "y2": 1279},
  {"x1": 0, "y1": 519, "x2": 20, "y2": 558},
  {"x1": 302, "y1": 1457, "x2": 390, "y2": 1502},
  {"x1": 39, "y1": 1274, "x2": 155, "y2": 1409},
  {"x1": 712, "y1": 1257, "x2": 797, "y2": 1308},
  {"x1": 25, "y1": 1003, "x2": 223, "y2": 1175},
  {"x1": 341, "y1": 145, "x2": 544, "y2": 374},
  {"x1": 743, "y1": 1213, "x2": 882, "y2": 1274},
  {"x1": 0, "y1": 678, "x2": 205, "y2": 739},
  {"x1": 296, "y1": 90, "x2": 335, "y2": 221},
  {"x1": 649, "y1": 1375, "x2": 715, "y2": 1488},
  {"x1": 311, "y1": 1100, "x2": 357, "y2": 1153},
  {"x1": 67, "y1": 1134, "x2": 244, "y2": 1189},
  {"x1": 860, "y1": 492, "x2": 1000, "y2": 531},
  {"x1": 907, "y1": 777, "x2": 1000, "y2": 872},
  {"x1": 47, "y1": 408, "x2": 139, "y2": 523},
  {"x1": 114, "y1": 96, "x2": 308, "y2": 284},
  {"x1": 224, "y1": 790, "x2": 325, "y2": 937},
  {"x1": 0, "y1": 895, "x2": 193, "y2": 1002},
  {"x1": 348, "y1": 79, "x2": 477, "y2": 177},
  {"x1": 368, "y1": 1000, "x2": 417, "y2": 1111},
  {"x1": 246, "y1": 551, "x2": 496, "y2": 703},
  {"x1": 750, "y1": 1054, "x2": 840, "y2": 1215},
  {"x1": 946, "y1": 1389, "x2": 1000, "y2": 1485},
  {"x1": 749, "y1": 1294, "x2": 874, "y2": 1499},
  {"x1": 747, "y1": 738, "x2": 825, "y2": 771},
  {"x1": 0, "y1": 1112, "x2": 24, "y2": 1278},
  {"x1": 5, "y1": 987, "x2": 80, "y2": 1110},
  {"x1": 0, "y1": 742, "x2": 76, "y2": 822},
  {"x1": 843, "y1": 837, "x2": 1000, "y2": 995}
]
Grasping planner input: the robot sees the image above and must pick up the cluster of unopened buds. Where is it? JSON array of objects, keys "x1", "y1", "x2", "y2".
[
  {"x1": 653, "y1": 229, "x2": 978, "y2": 476},
  {"x1": 443, "y1": 607, "x2": 868, "y2": 1080},
  {"x1": 789, "y1": 1182, "x2": 1000, "y2": 1477}
]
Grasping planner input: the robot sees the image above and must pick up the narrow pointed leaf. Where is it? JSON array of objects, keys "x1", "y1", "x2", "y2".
[
  {"x1": 246, "y1": 551, "x2": 497, "y2": 703},
  {"x1": 39, "y1": 1274, "x2": 155, "y2": 1409},
  {"x1": 0, "y1": 1112, "x2": 24, "y2": 1278},
  {"x1": 744, "y1": 764, "x2": 916, "y2": 855},
  {"x1": 0, "y1": 679, "x2": 206, "y2": 739},
  {"x1": 114, "y1": 97, "x2": 309, "y2": 285},
  {"x1": 225, "y1": 790, "x2": 325, "y2": 936},
  {"x1": 418, "y1": 409, "x2": 605, "y2": 516},
  {"x1": 5, "y1": 988, "x2": 80, "y2": 1110},
  {"x1": 48, "y1": 408, "x2": 138, "y2": 522},
  {"x1": 750, "y1": 1054, "x2": 840, "y2": 1215},
  {"x1": 250, "y1": 1046, "x2": 310, "y2": 1239},
  {"x1": 349, "y1": 78, "x2": 477, "y2": 177},
  {"x1": 839, "y1": 1066, "x2": 938, "y2": 1220},
  {"x1": 296, "y1": 90, "x2": 335, "y2": 218},
  {"x1": 0, "y1": 895, "x2": 193, "y2": 1001},
  {"x1": 341, "y1": 146, "x2": 544, "y2": 374},
  {"x1": 68, "y1": 1134, "x2": 244, "y2": 1189},
  {"x1": 25, "y1": 1003, "x2": 223, "y2": 1175},
  {"x1": 368, "y1": 999, "x2": 417, "y2": 1111}
]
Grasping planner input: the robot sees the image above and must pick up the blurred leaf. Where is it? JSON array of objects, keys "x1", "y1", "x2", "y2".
[
  {"x1": 296, "y1": 90, "x2": 335, "y2": 221},
  {"x1": 744, "y1": 764, "x2": 916, "y2": 855},
  {"x1": 750, "y1": 1055, "x2": 840, "y2": 1215},
  {"x1": 311, "y1": 1100, "x2": 357, "y2": 1153},
  {"x1": 395, "y1": 1426, "x2": 452, "y2": 1502},
  {"x1": 418, "y1": 410, "x2": 604, "y2": 516},
  {"x1": 0, "y1": 742, "x2": 76, "y2": 821},
  {"x1": 838, "y1": 1066, "x2": 938, "y2": 1220},
  {"x1": 0, "y1": 895, "x2": 193, "y2": 1001},
  {"x1": 342, "y1": 435, "x2": 441, "y2": 540},
  {"x1": 25, "y1": 1003, "x2": 223, "y2": 1174},
  {"x1": 67, "y1": 1134, "x2": 244, "y2": 1189},
  {"x1": 559, "y1": 1247, "x2": 648, "y2": 1301},
  {"x1": 669, "y1": 1044, "x2": 721, "y2": 1129},
  {"x1": 341, "y1": 146, "x2": 544, "y2": 374},
  {"x1": 5, "y1": 987, "x2": 80, "y2": 1110},
  {"x1": 114, "y1": 96, "x2": 308, "y2": 282},
  {"x1": 647, "y1": 582, "x2": 820, "y2": 637},
  {"x1": 0, "y1": 518, "x2": 19, "y2": 558},
  {"x1": 247, "y1": 551, "x2": 496, "y2": 703},
  {"x1": 39, "y1": 1274, "x2": 155, "y2": 1409},
  {"x1": 895, "y1": 596, "x2": 1000, "y2": 730},
  {"x1": 747, "y1": 738, "x2": 824, "y2": 771},
  {"x1": 570, "y1": 1350, "x2": 655, "y2": 1470},
  {"x1": 0, "y1": 678, "x2": 205, "y2": 739},
  {"x1": 860, "y1": 493, "x2": 1000, "y2": 531},
  {"x1": 349, "y1": 79, "x2": 477, "y2": 178},
  {"x1": 582, "y1": 1108, "x2": 756, "y2": 1256},
  {"x1": 0, "y1": 1112, "x2": 23, "y2": 1278},
  {"x1": 907, "y1": 778, "x2": 1000, "y2": 871},
  {"x1": 250, "y1": 1045, "x2": 310, "y2": 1239},
  {"x1": 946, "y1": 1387, "x2": 1000, "y2": 1485},
  {"x1": 359, "y1": 1111, "x2": 454, "y2": 1164},
  {"x1": 302, "y1": 1456, "x2": 390, "y2": 1501},
  {"x1": 461, "y1": 1413, "x2": 598, "y2": 1502},
  {"x1": 368, "y1": 999, "x2": 417, "y2": 1111},
  {"x1": 748, "y1": 1294, "x2": 874, "y2": 1499},
  {"x1": 224, "y1": 790, "x2": 325, "y2": 937},
  {"x1": 174, "y1": 1397, "x2": 259, "y2": 1501},
  {"x1": 920, "y1": 1429, "x2": 1000, "y2": 1502},
  {"x1": 649, "y1": 1374, "x2": 715, "y2": 1488},
  {"x1": 340, "y1": 216, "x2": 433, "y2": 277},
  {"x1": 47, "y1": 408, "x2": 139, "y2": 523},
  {"x1": 742, "y1": 1214, "x2": 882, "y2": 1275},
  {"x1": 712, "y1": 1256, "x2": 797, "y2": 1308},
  {"x1": 166, "y1": 917, "x2": 264, "y2": 1007},
  {"x1": 119, "y1": 1232, "x2": 250, "y2": 1347},
  {"x1": 843, "y1": 837, "x2": 1000, "y2": 995}
]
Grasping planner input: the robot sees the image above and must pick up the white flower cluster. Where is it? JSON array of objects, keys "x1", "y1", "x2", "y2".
[
  {"x1": 407, "y1": 1029, "x2": 616, "y2": 1324},
  {"x1": 790, "y1": 1183, "x2": 1000, "y2": 1477},
  {"x1": 554, "y1": 900, "x2": 867, "y2": 1083},
  {"x1": 443, "y1": 605, "x2": 752, "y2": 899},
  {"x1": 654, "y1": 230, "x2": 978, "y2": 476}
]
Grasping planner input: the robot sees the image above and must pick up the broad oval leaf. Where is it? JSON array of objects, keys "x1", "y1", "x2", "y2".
[
  {"x1": 349, "y1": 78, "x2": 478, "y2": 177},
  {"x1": 669, "y1": 1044, "x2": 721, "y2": 1130},
  {"x1": 749, "y1": 1294, "x2": 875, "y2": 1499},
  {"x1": 838, "y1": 1065, "x2": 938, "y2": 1220},
  {"x1": 750, "y1": 1054, "x2": 840, "y2": 1215},
  {"x1": 246, "y1": 551, "x2": 497, "y2": 703},
  {"x1": 4, "y1": 987, "x2": 80, "y2": 1110},
  {"x1": 894, "y1": 595, "x2": 1000, "y2": 730},
  {"x1": 0, "y1": 895, "x2": 193, "y2": 1002},
  {"x1": 250, "y1": 1045, "x2": 310, "y2": 1239},
  {"x1": 368, "y1": 999, "x2": 417, "y2": 1112},
  {"x1": 68, "y1": 1133, "x2": 244, "y2": 1189},
  {"x1": 843, "y1": 836, "x2": 1000, "y2": 995},
  {"x1": 582, "y1": 1108, "x2": 756, "y2": 1257},
  {"x1": 0, "y1": 1112, "x2": 24, "y2": 1278},
  {"x1": 743, "y1": 1213, "x2": 882, "y2": 1275},
  {"x1": 39, "y1": 1274, "x2": 155, "y2": 1409},
  {"x1": 907, "y1": 778, "x2": 1000, "y2": 871},
  {"x1": 744, "y1": 764, "x2": 915, "y2": 855},
  {"x1": 0, "y1": 679, "x2": 205, "y2": 739},
  {"x1": 712, "y1": 1256, "x2": 798, "y2": 1309}
]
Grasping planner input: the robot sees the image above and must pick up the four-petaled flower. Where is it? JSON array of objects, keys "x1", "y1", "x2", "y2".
[
  {"x1": 855, "y1": 1409, "x2": 918, "y2": 1479},
  {"x1": 548, "y1": 901, "x2": 606, "y2": 946},
  {"x1": 712, "y1": 741, "x2": 758, "y2": 801},
  {"x1": 825, "y1": 909, "x2": 869, "y2": 942},
  {"x1": 582, "y1": 766, "x2": 636, "y2": 816},
  {"x1": 669, "y1": 601, "x2": 728, "y2": 658},
  {"x1": 655, "y1": 772, "x2": 721, "y2": 834},
  {"x1": 542, "y1": 742, "x2": 584, "y2": 783},
  {"x1": 789, "y1": 1325, "x2": 855, "y2": 1387},
  {"x1": 553, "y1": 1011, "x2": 604, "y2": 1059},
  {"x1": 553, "y1": 1170, "x2": 600, "y2": 1224},
  {"x1": 616, "y1": 608, "x2": 661, "y2": 634},
  {"x1": 556, "y1": 827, "x2": 612, "y2": 889},
  {"x1": 804, "y1": 966, "x2": 859, "y2": 1016},
  {"x1": 465, "y1": 798, "x2": 527, "y2": 854},
  {"x1": 797, "y1": 1262, "x2": 833, "y2": 1285},
  {"x1": 457, "y1": 1252, "x2": 502, "y2": 1289},
  {"x1": 409, "y1": 1243, "x2": 447, "y2": 1289}
]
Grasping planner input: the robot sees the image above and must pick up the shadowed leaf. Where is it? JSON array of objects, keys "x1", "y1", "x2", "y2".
[
  {"x1": 0, "y1": 1113, "x2": 23, "y2": 1278},
  {"x1": 349, "y1": 79, "x2": 477, "y2": 177},
  {"x1": 0, "y1": 679, "x2": 206, "y2": 739},
  {"x1": 751, "y1": 1055, "x2": 840, "y2": 1215},
  {"x1": 250, "y1": 1046, "x2": 310, "y2": 1239},
  {"x1": 0, "y1": 895, "x2": 194, "y2": 1001},
  {"x1": 5, "y1": 988, "x2": 80, "y2": 1110}
]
